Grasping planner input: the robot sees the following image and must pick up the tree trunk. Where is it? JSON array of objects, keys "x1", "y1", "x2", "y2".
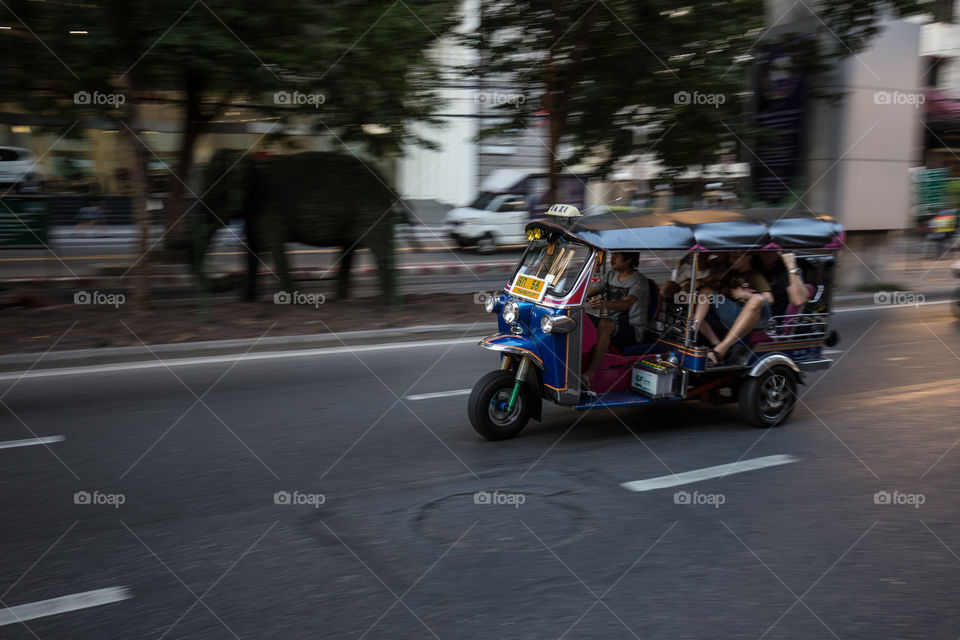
[
  {"x1": 545, "y1": 0, "x2": 561, "y2": 206},
  {"x1": 543, "y1": 1, "x2": 596, "y2": 208},
  {"x1": 122, "y1": 83, "x2": 151, "y2": 308},
  {"x1": 547, "y1": 104, "x2": 562, "y2": 207},
  {"x1": 165, "y1": 72, "x2": 210, "y2": 262},
  {"x1": 109, "y1": 0, "x2": 150, "y2": 308}
]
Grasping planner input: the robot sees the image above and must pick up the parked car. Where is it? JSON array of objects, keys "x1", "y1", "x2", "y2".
[
  {"x1": 0, "y1": 146, "x2": 43, "y2": 193},
  {"x1": 444, "y1": 169, "x2": 589, "y2": 253}
]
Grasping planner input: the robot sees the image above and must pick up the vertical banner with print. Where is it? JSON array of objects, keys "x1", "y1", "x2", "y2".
[{"x1": 750, "y1": 36, "x2": 812, "y2": 205}]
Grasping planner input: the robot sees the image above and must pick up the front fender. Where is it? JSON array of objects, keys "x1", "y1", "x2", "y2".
[
  {"x1": 479, "y1": 333, "x2": 544, "y2": 369},
  {"x1": 478, "y1": 333, "x2": 544, "y2": 422}
]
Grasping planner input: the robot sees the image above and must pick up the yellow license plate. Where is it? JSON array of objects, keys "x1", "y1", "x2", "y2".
[{"x1": 513, "y1": 274, "x2": 547, "y2": 301}]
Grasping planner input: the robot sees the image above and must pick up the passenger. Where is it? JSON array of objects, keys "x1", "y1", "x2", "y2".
[
  {"x1": 756, "y1": 251, "x2": 808, "y2": 316},
  {"x1": 663, "y1": 252, "x2": 720, "y2": 304},
  {"x1": 692, "y1": 251, "x2": 773, "y2": 366},
  {"x1": 582, "y1": 252, "x2": 649, "y2": 389}
]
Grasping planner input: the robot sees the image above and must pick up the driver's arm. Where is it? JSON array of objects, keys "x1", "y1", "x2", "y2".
[{"x1": 589, "y1": 294, "x2": 638, "y2": 310}]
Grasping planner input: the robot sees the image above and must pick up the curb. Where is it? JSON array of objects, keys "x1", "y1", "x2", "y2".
[
  {"x1": 0, "y1": 261, "x2": 520, "y2": 289},
  {"x1": 0, "y1": 322, "x2": 500, "y2": 371}
]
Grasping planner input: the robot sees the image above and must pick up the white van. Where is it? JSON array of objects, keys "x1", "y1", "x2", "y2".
[{"x1": 444, "y1": 169, "x2": 588, "y2": 253}]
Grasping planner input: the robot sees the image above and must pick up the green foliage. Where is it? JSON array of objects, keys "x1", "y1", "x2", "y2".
[
  {"x1": 945, "y1": 178, "x2": 960, "y2": 208},
  {"x1": 0, "y1": 0, "x2": 457, "y2": 150},
  {"x1": 465, "y1": 0, "x2": 927, "y2": 179}
]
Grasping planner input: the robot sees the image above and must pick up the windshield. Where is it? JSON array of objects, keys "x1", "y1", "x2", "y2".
[
  {"x1": 469, "y1": 191, "x2": 497, "y2": 210},
  {"x1": 513, "y1": 238, "x2": 591, "y2": 298}
]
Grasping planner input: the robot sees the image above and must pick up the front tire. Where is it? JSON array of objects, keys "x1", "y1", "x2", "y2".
[
  {"x1": 739, "y1": 365, "x2": 798, "y2": 428},
  {"x1": 468, "y1": 370, "x2": 530, "y2": 440}
]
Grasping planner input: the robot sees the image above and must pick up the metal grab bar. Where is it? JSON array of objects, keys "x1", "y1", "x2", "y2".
[
  {"x1": 810, "y1": 285, "x2": 824, "y2": 305},
  {"x1": 763, "y1": 312, "x2": 829, "y2": 339}
]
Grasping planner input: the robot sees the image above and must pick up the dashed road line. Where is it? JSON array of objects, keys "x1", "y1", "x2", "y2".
[
  {"x1": 0, "y1": 436, "x2": 65, "y2": 450},
  {"x1": 0, "y1": 587, "x2": 131, "y2": 627},
  {"x1": 405, "y1": 389, "x2": 472, "y2": 401},
  {"x1": 621, "y1": 454, "x2": 798, "y2": 492}
]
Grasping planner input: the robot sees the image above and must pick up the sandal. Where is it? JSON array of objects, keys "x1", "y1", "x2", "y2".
[
  {"x1": 706, "y1": 348, "x2": 726, "y2": 367},
  {"x1": 579, "y1": 375, "x2": 597, "y2": 396}
]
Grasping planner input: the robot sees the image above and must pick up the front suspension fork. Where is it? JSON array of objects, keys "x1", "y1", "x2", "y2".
[{"x1": 506, "y1": 356, "x2": 531, "y2": 412}]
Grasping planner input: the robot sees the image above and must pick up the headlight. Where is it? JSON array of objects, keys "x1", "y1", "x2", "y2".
[
  {"x1": 540, "y1": 314, "x2": 576, "y2": 334},
  {"x1": 502, "y1": 300, "x2": 520, "y2": 325},
  {"x1": 484, "y1": 296, "x2": 498, "y2": 313}
]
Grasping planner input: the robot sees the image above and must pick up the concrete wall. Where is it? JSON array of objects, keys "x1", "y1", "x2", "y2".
[{"x1": 805, "y1": 19, "x2": 924, "y2": 232}]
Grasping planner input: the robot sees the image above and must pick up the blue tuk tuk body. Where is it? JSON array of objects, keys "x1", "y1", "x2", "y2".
[{"x1": 468, "y1": 207, "x2": 845, "y2": 440}]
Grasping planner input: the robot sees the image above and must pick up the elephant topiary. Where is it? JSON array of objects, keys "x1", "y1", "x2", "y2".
[{"x1": 194, "y1": 149, "x2": 399, "y2": 306}]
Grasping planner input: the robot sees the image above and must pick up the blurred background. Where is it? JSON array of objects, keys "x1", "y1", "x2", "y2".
[
  {"x1": 0, "y1": 0, "x2": 955, "y2": 322},
  {"x1": 2, "y1": 3, "x2": 960, "y2": 640}
]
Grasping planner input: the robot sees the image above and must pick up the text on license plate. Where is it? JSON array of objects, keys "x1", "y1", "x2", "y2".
[{"x1": 512, "y1": 274, "x2": 547, "y2": 301}]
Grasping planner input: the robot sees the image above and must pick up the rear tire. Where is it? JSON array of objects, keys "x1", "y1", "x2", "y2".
[
  {"x1": 468, "y1": 370, "x2": 530, "y2": 440},
  {"x1": 952, "y1": 286, "x2": 960, "y2": 320},
  {"x1": 738, "y1": 365, "x2": 798, "y2": 428}
]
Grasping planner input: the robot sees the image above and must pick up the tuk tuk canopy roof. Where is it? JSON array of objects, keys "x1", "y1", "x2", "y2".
[{"x1": 536, "y1": 208, "x2": 845, "y2": 252}]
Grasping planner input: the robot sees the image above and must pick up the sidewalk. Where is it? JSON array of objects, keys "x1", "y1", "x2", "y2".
[
  {"x1": 3, "y1": 228, "x2": 957, "y2": 300},
  {"x1": 0, "y1": 322, "x2": 499, "y2": 373},
  {"x1": 45, "y1": 223, "x2": 449, "y2": 245},
  {"x1": 2, "y1": 224, "x2": 517, "y2": 286}
]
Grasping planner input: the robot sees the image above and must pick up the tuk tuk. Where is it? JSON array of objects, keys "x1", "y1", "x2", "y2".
[{"x1": 468, "y1": 206, "x2": 845, "y2": 440}]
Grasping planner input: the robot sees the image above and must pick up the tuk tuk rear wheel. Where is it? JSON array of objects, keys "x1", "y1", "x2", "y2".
[
  {"x1": 469, "y1": 370, "x2": 531, "y2": 440},
  {"x1": 739, "y1": 365, "x2": 798, "y2": 428}
]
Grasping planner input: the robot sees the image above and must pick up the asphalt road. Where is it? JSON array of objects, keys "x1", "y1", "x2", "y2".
[{"x1": 1, "y1": 302, "x2": 959, "y2": 639}]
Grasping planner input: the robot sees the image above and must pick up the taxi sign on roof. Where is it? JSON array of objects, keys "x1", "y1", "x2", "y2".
[{"x1": 546, "y1": 203, "x2": 581, "y2": 218}]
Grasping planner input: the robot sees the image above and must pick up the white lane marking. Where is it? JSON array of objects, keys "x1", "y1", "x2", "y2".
[
  {"x1": 0, "y1": 587, "x2": 131, "y2": 627},
  {"x1": 621, "y1": 454, "x2": 798, "y2": 492},
  {"x1": 835, "y1": 299, "x2": 951, "y2": 313},
  {"x1": 0, "y1": 298, "x2": 951, "y2": 382},
  {"x1": 0, "y1": 436, "x2": 65, "y2": 450},
  {"x1": 0, "y1": 337, "x2": 483, "y2": 382},
  {"x1": 405, "y1": 389, "x2": 472, "y2": 401}
]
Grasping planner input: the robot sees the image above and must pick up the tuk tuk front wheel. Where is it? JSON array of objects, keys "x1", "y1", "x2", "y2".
[
  {"x1": 738, "y1": 365, "x2": 798, "y2": 428},
  {"x1": 469, "y1": 370, "x2": 531, "y2": 440}
]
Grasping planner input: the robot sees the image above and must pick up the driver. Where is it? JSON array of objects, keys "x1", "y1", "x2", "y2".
[{"x1": 582, "y1": 252, "x2": 649, "y2": 389}]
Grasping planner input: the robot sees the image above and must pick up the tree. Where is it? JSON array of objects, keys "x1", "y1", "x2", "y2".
[
  {"x1": 138, "y1": 0, "x2": 455, "y2": 254},
  {"x1": 0, "y1": 0, "x2": 457, "y2": 299},
  {"x1": 467, "y1": 0, "x2": 924, "y2": 203}
]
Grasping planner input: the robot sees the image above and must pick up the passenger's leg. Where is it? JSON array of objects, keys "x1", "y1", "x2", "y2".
[
  {"x1": 713, "y1": 294, "x2": 766, "y2": 358},
  {"x1": 583, "y1": 317, "x2": 615, "y2": 389},
  {"x1": 693, "y1": 287, "x2": 721, "y2": 346}
]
